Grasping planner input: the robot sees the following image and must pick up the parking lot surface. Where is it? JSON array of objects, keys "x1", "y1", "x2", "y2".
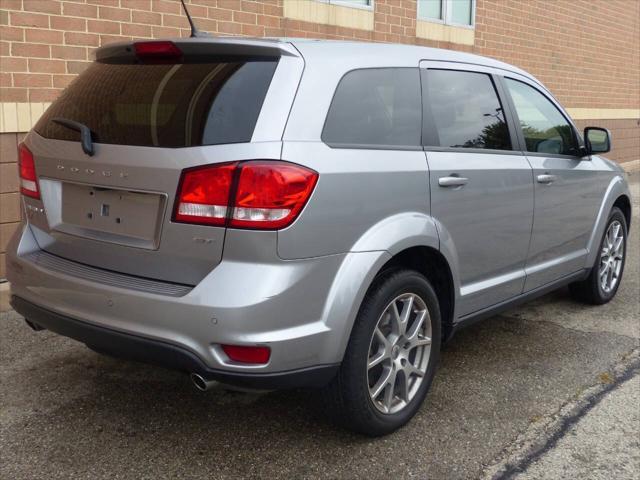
[{"x1": 1, "y1": 173, "x2": 638, "y2": 480}]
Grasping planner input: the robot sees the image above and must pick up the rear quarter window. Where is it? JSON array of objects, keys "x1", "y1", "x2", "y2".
[
  {"x1": 322, "y1": 68, "x2": 422, "y2": 148},
  {"x1": 34, "y1": 59, "x2": 278, "y2": 148}
]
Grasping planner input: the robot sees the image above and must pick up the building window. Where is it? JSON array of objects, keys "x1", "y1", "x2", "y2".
[
  {"x1": 418, "y1": 0, "x2": 475, "y2": 27},
  {"x1": 319, "y1": 0, "x2": 373, "y2": 9},
  {"x1": 285, "y1": 0, "x2": 374, "y2": 30}
]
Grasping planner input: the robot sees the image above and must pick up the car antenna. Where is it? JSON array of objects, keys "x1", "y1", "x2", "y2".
[{"x1": 180, "y1": 0, "x2": 211, "y2": 38}]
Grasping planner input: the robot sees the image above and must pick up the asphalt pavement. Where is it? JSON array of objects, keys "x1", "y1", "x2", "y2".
[{"x1": 1, "y1": 172, "x2": 638, "y2": 480}]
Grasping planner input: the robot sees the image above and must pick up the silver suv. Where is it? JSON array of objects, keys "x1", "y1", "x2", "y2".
[{"x1": 7, "y1": 38, "x2": 631, "y2": 436}]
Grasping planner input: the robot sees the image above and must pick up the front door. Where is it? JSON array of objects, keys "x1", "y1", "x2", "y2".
[
  {"x1": 502, "y1": 77, "x2": 604, "y2": 291},
  {"x1": 421, "y1": 64, "x2": 534, "y2": 317}
]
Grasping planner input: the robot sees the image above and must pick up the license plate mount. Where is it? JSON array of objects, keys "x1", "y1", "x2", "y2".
[{"x1": 59, "y1": 183, "x2": 165, "y2": 249}]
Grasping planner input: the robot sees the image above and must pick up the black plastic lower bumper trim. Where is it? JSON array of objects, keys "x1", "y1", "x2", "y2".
[{"x1": 10, "y1": 296, "x2": 339, "y2": 390}]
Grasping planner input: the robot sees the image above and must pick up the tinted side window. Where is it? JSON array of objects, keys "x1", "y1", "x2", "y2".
[
  {"x1": 322, "y1": 68, "x2": 422, "y2": 147},
  {"x1": 425, "y1": 69, "x2": 511, "y2": 150},
  {"x1": 505, "y1": 78, "x2": 578, "y2": 156}
]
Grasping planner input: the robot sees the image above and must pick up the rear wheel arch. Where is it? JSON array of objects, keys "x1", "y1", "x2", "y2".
[{"x1": 373, "y1": 246, "x2": 455, "y2": 343}]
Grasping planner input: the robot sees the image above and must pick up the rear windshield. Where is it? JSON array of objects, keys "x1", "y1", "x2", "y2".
[{"x1": 34, "y1": 59, "x2": 278, "y2": 148}]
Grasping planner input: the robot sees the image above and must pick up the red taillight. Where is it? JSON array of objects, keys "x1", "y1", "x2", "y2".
[
  {"x1": 18, "y1": 143, "x2": 39, "y2": 199},
  {"x1": 133, "y1": 41, "x2": 182, "y2": 61},
  {"x1": 230, "y1": 161, "x2": 318, "y2": 230},
  {"x1": 172, "y1": 161, "x2": 318, "y2": 230},
  {"x1": 173, "y1": 162, "x2": 236, "y2": 226},
  {"x1": 222, "y1": 345, "x2": 271, "y2": 364}
]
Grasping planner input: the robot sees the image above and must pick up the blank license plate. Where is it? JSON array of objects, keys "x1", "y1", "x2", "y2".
[{"x1": 61, "y1": 183, "x2": 164, "y2": 247}]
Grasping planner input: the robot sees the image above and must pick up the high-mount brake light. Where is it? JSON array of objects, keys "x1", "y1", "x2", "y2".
[
  {"x1": 133, "y1": 41, "x2": 183, "y2": 61},
  {"x1": 172, "y1": 161, "x2": 318, "y2": 230},
  {"x1": 18, "y1": 143, "x2": 40, "y2": 199}
]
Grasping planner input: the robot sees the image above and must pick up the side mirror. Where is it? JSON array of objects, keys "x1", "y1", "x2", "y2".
[{"x1": 584, "y1": 127, "x2": 611, "y2": 155}]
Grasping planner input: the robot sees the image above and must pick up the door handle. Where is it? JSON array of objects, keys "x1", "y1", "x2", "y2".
[
  {"x1": 438, "y1": 176, "x2": 469, "y2": 187},
  {"x1": 537, "y1": 174, "x2": 557, "y2": 184}
]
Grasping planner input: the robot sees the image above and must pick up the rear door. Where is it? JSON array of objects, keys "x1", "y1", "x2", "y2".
[
  {"x1": 420, "y1": 62, "x2": 534, "y2": 317},
  {"x1": 500, "y1": 76, "x2": 605, "y2": 291},
  {"x1": 24, "y1": 41, "x2": 289, "y2": 285}
]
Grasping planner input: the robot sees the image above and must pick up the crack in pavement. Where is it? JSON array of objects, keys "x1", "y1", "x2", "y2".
[{"x1": 482, "y1": 347, "x2": 640, "y2": 479}]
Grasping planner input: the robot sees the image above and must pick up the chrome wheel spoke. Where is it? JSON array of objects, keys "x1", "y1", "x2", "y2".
[
  {"x1": 613, "y1": 258, "x2": 622, "y2": 277},
  {"x1": 599, "y1": 262, "x2": 609, "y2": 277},
  {"x1": 390, "y1": 301, "x2": 402, "y2": 336},
  {"x1": 398, "y1": 371, "x2": 410, "y2": 403},
  {"x1": 399, "y1": 296, "x2": 414, "y2": 334},
  {"x1": 370, "y1": 367, "x2": 392, "y2": 399},
  {"x1": 382, "y1": 370, "x2": 397, "y2": 411},
  {"x1": 406, "y1": 309, "x2": 426, "y2": 342},
  {"x1": 410, "y1": 336, "x2": 432, "y2": 348},
  {"x1": 613, "y1": 236, "x2": 623, "y2": 255},
  {"x1": 404, "y1": 363, "x2": 425, "y2": 378},
  {"x1": 606, "y1": 263, "x2": 614, "y2": 287},
  {"x1": 368, "y1": 349, "x2": 388, "y2": 370},
  {"x1": 374, "y1": 327, "x2": 390, "y2": 349},
  {"x1": 607, "y1": 226, "x2": 615, "y2": 248},
  {"x1": 612, "y1": 223, "x2": 621, "y2": 241}
]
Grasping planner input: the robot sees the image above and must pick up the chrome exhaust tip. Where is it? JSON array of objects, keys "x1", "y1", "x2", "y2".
[{"x1": 190, "y1": 373, "x2": 219, "y2": 391}]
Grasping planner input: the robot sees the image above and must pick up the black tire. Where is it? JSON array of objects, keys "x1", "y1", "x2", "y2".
[
  {"x1": 322, "y1": 269, "x2": 441, "y2": 436},
  {"x1": 569, "y1": 207, "x2": 627, "y2": 305}
]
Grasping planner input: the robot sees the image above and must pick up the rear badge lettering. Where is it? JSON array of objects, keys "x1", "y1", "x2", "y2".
[{"x1": 55, "y1": 164, "x2": 130, "y2": 180}]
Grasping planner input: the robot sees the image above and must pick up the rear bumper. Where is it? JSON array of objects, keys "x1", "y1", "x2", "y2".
[
  {"x1": 6, "y1": 222, "x2": 390, "y2": 388},
  {"x1": 11, "y1": 295, "x2": 338, "y2": 389}
]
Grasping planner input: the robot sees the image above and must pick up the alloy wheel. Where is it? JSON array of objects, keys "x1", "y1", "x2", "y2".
[
  {"x1": 599, "y1": 220, "x2": 624, "y2": 294},
  {"x1": 367, "y1": 293, "x2": 432, "y2": 414}
]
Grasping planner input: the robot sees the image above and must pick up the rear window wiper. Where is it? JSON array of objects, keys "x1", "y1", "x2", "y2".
[{"x1": 51, "y1": 117, "x2": 95, "y2": 156}]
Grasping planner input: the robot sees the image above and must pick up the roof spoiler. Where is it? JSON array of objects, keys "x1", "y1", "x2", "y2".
[{"x1": 95, "y1": 37, "x2": 300, "y2": 63}]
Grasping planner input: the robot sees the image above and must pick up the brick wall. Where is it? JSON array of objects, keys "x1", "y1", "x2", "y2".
[
  {"x1": 1, "y1": 0, "x2": 637, "y2": 107},
  {"x1": 0, "y1": 0, "x2": 639, "y2": 279},
  {"x1": 0, "y1": 132, "x2": 21, "y2": 278},
  {"x1": 475, "y1": 0, "x2": 639, "y2": 111},
  {"x1": 573, "y1": 119, "x2": 640, "y2": 166}
]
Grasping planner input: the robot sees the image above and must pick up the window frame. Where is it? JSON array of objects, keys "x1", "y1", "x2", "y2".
[
  {"x1": 498, "y1": 75, "x2": 585, "y2": 160},
  {"x1": 321, "y1": 66, "x2": 425, "y2": 151},
  {"x1": 417, "y1": 0, "x2": 476, "y2": 29},
  {"x1": 313, "y1": 0, "x2": 374, "y2": 11},
  {"x1": 420, "y1": 66, "x2": 521, "y2": 155}
]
